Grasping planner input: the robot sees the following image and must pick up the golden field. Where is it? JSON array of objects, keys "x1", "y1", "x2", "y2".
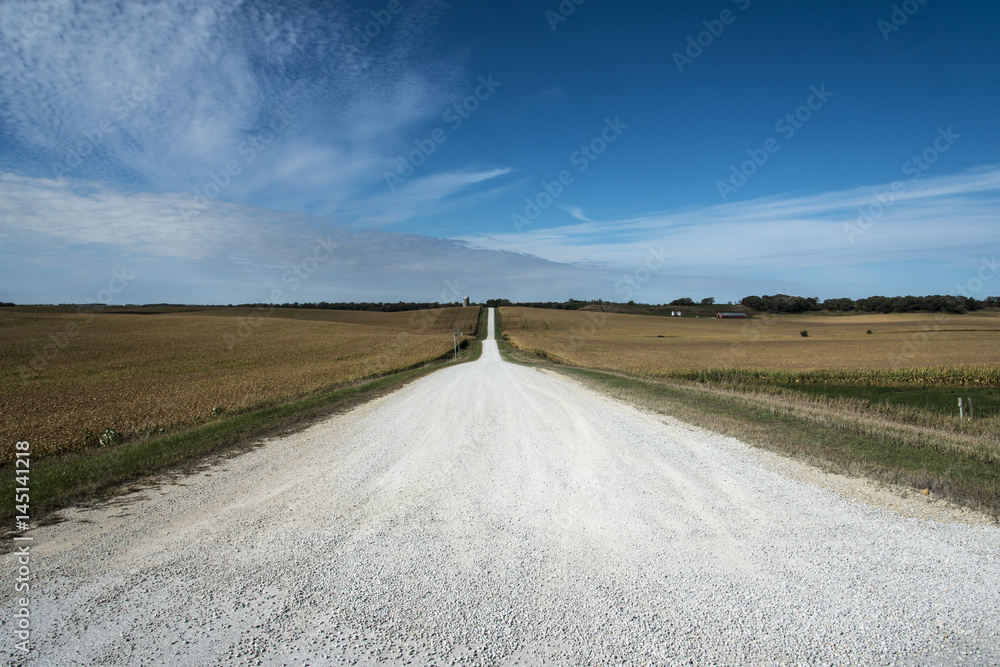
[
  {"x1": 499, "y1": 307, "x2": 1000, "y2": 381},
  {"x1": 1, "y1": 306, "x2": 479, "y2": 462}
]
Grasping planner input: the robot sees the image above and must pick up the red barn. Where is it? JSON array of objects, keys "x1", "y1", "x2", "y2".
[{"x1": 716, "y1": 312, "x2": 748, "y2": 318}]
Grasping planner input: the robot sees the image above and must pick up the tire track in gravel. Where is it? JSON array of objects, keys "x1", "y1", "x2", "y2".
[{"x1": 3, "y1": 308, "x2": 999, "y2": 665}]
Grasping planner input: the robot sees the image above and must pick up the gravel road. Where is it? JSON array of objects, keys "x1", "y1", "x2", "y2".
[{"x1": 4, "y1": 308, "x2": 999, "y2": 665}]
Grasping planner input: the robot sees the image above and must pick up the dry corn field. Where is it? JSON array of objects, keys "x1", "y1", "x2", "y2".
[
  {"x1": 499, "y1": 307, "x2": 1000, "y2": 382},
  {"x1": 1, "y1": 306, "x2": 480, "y2": 463}
]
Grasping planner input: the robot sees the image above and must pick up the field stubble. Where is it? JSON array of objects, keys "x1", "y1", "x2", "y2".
[
  {"x1": 500, "y1": 307, "x2": 1000, "y2": 376},
  {"x1": 1, "y1": 306, "x2": 480, "y2": 463}
]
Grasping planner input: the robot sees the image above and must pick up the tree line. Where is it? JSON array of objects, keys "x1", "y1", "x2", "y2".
[
  {"x1": 485, "y1": 294, "x2": 999, "y2": 314},
  {"x1": 236, "y1": 301, "x2": 465, "y2": 312},
  {"x1": 6, "y1": 295, "x2": 997, "y2": 314},
  {"x1": 740, "y1": 294, "x2": 998, "y2": 314},
  {"x1": 485, "y1": 298, "x2": 599, "y2": 309}
]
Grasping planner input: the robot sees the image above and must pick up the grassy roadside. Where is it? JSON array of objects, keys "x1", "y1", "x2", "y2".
[
  {"x1": 463, "y1": 304, "x2": 489, "y2": 362},
  {"x1": 782, "y1": 383, "x2": 999, "y2": 419},
  {"x1": 562, "y1": 369, "x2": 999, "y2": 519},
  {"x1": 1, "y1": 324, "x2": 486, "y2": 527},
  {"x1": 496, "y1": 319, "x2": 1000, "y2": 519}
]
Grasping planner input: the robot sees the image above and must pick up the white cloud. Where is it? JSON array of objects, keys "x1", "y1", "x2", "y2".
[
  {"x1": 0, "y1": 0, "x2": 465, "y2": 207},
  {"x1": 6, "y1": 167, "x2": 996, "y2": 304},
  {"x1": 348, "y1": 168, "x2": 514, "y2": 226},
  {"x1": 0, "y1": 1, "x2": 520, "y2": 236},
  {"x1": 562, "y1": 206, "x2": 592, "y2": 223},
  {"x1": 0, "y1": 173, "x2": 610, "y2": 303},
  {"x1": 458, "y1": 165, "x2": 1000, "y2": 277},
  {"x1": 0, "y1": 173, "x2": 243, "y2": 259}
]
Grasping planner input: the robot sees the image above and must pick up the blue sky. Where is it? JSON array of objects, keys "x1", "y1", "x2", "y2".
[{"x1": 1, "y1": 0, "x2": 998, "y2": 305}]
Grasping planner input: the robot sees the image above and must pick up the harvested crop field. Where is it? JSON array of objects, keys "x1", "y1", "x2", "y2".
[
  {"x1": 499, "y1": 307, "x2": 1000, "y2": 379},
  {"x1": 1, "y1": 306, "x2": 480, "y2": 462}
]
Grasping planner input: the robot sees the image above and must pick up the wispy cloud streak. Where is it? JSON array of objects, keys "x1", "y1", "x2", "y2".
[
  {"x1": 0, "y1": 0, "x2": 464, "y2": 216},
  {"x1": 459, "y1": 166, "x2": 1000, "y2": 274}
]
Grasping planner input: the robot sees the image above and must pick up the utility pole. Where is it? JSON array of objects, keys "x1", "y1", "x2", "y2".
[{"x1": 450, "y1": 326, "x2": 463, "y2": 360}]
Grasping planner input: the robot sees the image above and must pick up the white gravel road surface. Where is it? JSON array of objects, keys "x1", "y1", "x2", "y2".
[{"x1": 4, "y1": 308, "x2": 999, "y2": 665}]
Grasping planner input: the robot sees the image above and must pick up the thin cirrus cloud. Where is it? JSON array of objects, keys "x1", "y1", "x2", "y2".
[
  {"x1": 0, "y1": 174, "x2": 248, "y2": 260},
  {"x1": 2, "y1": 164, "x2": 996, "y2": 304},
  {"x1": 457, "y1": 165, "x2": 1000, "y2": 281},
  {"x1": 0, "y1": 173, "x2": 611, "y2": 304},
  {"x1": 0, "y1": 0, "x2": 464, "y2": 209},
  {"x1": 346, "y1": 168, "x2": 516, "y2": 227}
]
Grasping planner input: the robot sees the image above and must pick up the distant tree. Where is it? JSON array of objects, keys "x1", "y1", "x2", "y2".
[
  {"x1": 858, "y1": 296, "x2": 890, "y2": 313},
  {"x1": 737, "y1": 293, "x2": 985, "y2": 315},
  {"x1": 961, "y1": 296, "x2": 983, "y2": 311},
  {"x1": 700, "y1": 297, "x2": 715, "y2": 305},
  {"x1": 923, "y1": 295, "x2": 964, "y2": 313},
  {"x1": 739, "y1": 294, "x2": 819, "y2": 314},
  {"x1": 669, "y1": 297, "x2": 695, "y2": 306},
  {"x1": 822, "y1": 298, "x2": 854, "y2": 311}
]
